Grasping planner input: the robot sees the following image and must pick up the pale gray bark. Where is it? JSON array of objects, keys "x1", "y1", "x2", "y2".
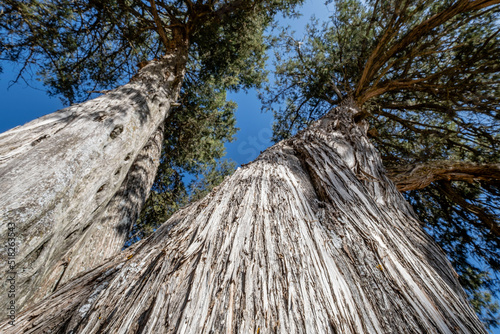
[
  {"x1": 1, "y1": 102, "x2": 486, "y2": 333},
  {"x1": 0, "y1": 50, "x2": 187, "y2": 313},
  {"x1": 32, "y1": 123, "x2": 165, "y2": 300}
]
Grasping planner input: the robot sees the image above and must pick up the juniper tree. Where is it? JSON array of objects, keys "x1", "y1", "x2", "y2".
[
  {"x1": 0, "y1": 1, "x2": 497, "y2": 332},
  {"x1": 261, "y1": 0, "x2": 500, "y2": 326},
  {"x1": 1, "y1": 99, "x2": 490, "y2": 333}
]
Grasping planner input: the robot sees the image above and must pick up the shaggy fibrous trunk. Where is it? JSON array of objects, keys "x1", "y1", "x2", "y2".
[
  {"x1": 0, "y1": 48, "x2": 187, "y2": 314},
  {"x1": 1, "y1": 102, "x2": 485, "y2": 333}
]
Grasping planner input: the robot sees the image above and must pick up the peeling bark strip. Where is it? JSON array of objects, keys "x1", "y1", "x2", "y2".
[
  {"x1": 387, "y1": 161, "x2": 500, "y2": 192},
  {"x1": 0, "y1": 49, "x2": 187, "y2": 314},
  {"x1": 1, "y1": 103, "x2": 485, "y2": 333}
]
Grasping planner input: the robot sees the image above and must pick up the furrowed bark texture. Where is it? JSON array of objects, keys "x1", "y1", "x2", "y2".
[
  {"x1": 387, "y1": 161, "x2": 500, "y2": 192},
  {"x1": 0, "y1": 50, "x2": 186, "y2": 314},
  {"x1": 1, "y1": 104, "x2": 485, "y2": 333}
]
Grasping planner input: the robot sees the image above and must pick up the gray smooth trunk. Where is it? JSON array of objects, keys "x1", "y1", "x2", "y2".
[
  {"x1": 0, "y1": 49, "x2": 187, "y2": 314},
  {"x1": 1, "y1": 102, "x2": 485, "y2": 333}
]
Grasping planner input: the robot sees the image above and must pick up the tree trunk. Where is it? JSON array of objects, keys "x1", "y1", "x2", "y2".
[
  {"x1": 1, "y1": 102, "x2": 486, "y2": 333},
  {"x1": 0, "y1": 48, "x2": 187, "y2": 314},
  {"x1": 31, "y1": 123, "x2": 165, "y2": 301}
]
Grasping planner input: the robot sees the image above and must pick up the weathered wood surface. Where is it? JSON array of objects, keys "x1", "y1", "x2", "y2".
[
  {"x1": 1, "y1": 103, "x2": 485, "y2": 333},
  {"x1": 0, "y1": 50, "x2": 186, "y2": 313}
]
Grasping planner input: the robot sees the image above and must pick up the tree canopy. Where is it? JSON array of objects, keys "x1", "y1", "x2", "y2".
[
  {"x1": 261, "y1": 0, "x2": 500, "y2": 327},
  {"x1": 0, "y1": 0, "x2": 302, "y2": 103}
]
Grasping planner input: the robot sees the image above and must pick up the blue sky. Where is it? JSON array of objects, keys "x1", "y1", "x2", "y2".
[
  {"x1": 225, "y1": 0, "x2": 334, "y2": 165},
  {"x1": 1, "y1": 1, "x2": 498, "y2": 332}
]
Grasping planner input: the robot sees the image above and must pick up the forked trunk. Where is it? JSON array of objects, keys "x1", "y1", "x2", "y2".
[
  {"x1": 0, "y1": 48, "x2": 187, "y2": 314},
  {"x1": 1, "y1": 102, "x2": 485, "y2": 333}
]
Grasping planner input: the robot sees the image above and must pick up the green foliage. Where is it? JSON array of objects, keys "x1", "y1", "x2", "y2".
[
  {"x1": 262, "y1": 0, "x2": 500, "y2": 327},
  {"x1": 188, "y1": 159, "x2": 236, "y2": 202},
  {"x1": 0, "y1": 0, "x2": 303, "y2": 103},
  {"x1": 2, "y1": 0, "x2": 499, "y2": 326},
  {"x1": 407, "y1": 181, "x2": 500, "y2": 327},
  {"x1": 1, "y1": 0, "x2": 158, "y2": 103},
  {"x1": 470, "y1": 289, "x2": 500, "y2": 329},
  {"x1": 263, "y1": 0, "x2": 500, "y2": 144},
  {"x1": 261, "y1": 0, "x2": 376, "y2": 141}
]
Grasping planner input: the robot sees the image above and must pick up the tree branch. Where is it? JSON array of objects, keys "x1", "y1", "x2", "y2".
[
  {"x1": 149, "y1": 0, "x2": 171, "y2": 49},
  {"x1": 387, "y1": 161, "x2": 500, "y2": 192},
  {"x1": 355, "y1": 0, "x2": 500, "y2": 103},
  {"x1": 437, "y1": 180, "x2": 500, "y2": 238}
]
